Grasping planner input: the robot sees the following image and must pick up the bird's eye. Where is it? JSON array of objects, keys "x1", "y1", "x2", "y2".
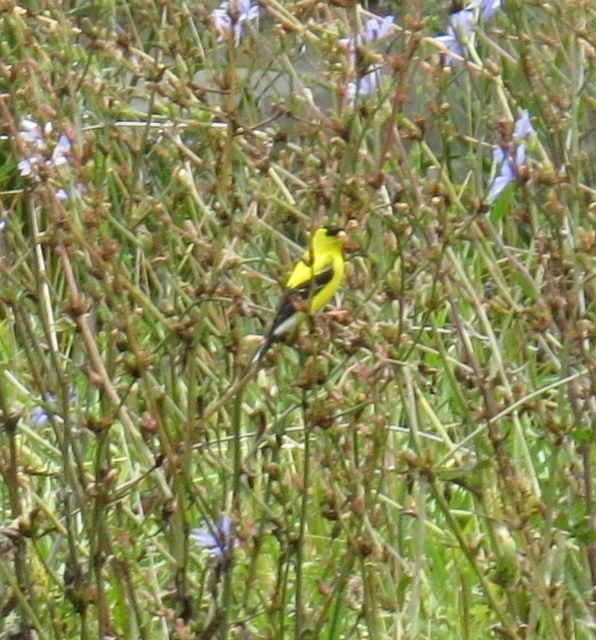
[{"x1": 324, "y1": 226, "x2": 343, "y2": 236}]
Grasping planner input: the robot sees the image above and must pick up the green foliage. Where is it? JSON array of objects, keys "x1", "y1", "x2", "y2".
[{"x1": 0, "y1": 1, "x2": 594, "y2": 638}]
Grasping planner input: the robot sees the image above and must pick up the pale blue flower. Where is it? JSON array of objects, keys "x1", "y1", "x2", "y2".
[
  {"x1": 17, "y1": 119, "x2": 72, "y2": 178},
  {"x1": 346, "y1": 70, "x2": 380, "y2": 102},
  {"x1": 31, "y1": 404, "x2": 51, "y2": 427},
  {"x1": 17, "y1": 156, "x2": 40, "y2": 178},
  {"x1": 191, "y1": 515, "x2": 236, "y2": 556},
  {"x1": 213, "y1": 0, "x2": 259, "y2": 44},
  {"x1": 434, "y1": 1, "x2": 501, "y2": 64},
  {"x1": 486, "y1": 146, "x2": 521, "y2": 203},
  {"x1": 30, "y1": 391, "x2": 77, "y2": 427},
  {"x1": 19, "y1": 118, "x2": 48, "y2": 149},
  {"x1": 487, "y1": 110, "x2": 534, "y2": 203},
  {"x1": 51, "y1": 134, "x2": 71, "y2": 167},
  {"x1": 434, "y1": 9, "x2": 475, "y2": 63},
  {"x1": 340, "y1": 14, "x2": 396, "y2": 63},
  {"x1": 341, "y1": 14, "x2": 396, "y2": 103},
  {"x1": 513, "y1": 110, "x2": 533, "y2": 140},
  {"x1": 31, "y1": 393, "x2": 56, "y2": 427},
  {"x1": 475, "y1": 0, "x2": 502, "y2": 21},
  {"x1": 16, "y1": 118, "x2": 75, "y2": 200},
  {"x1": 364, "y1": 15, "x2": 395, "y2": 42}
]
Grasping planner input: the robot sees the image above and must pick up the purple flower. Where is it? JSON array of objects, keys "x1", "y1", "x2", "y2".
[
  {"x1": 212, "y1": 0, "x2": 259, "y2": 44},
  {"x1": 487, "y1": 110, "x2": 534, "y2": 203},
  {"x1": 434, "y1": 9, "x2": 475, "y2": 63},
  {"x1": 191, "y1": 516, "x2": 236, "y2": 556}
]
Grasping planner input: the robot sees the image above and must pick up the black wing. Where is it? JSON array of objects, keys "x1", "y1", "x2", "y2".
[
  {"x1": 271, "y1": 266, "x2": 334, "y2": 331},
  {"x1": 252, "y1": 266, "x2": 334, "y2": 364}
]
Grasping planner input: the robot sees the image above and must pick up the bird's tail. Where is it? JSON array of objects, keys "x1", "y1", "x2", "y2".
[{"x1": 251, "y1": 333, "x2": 276, "y2": 365}]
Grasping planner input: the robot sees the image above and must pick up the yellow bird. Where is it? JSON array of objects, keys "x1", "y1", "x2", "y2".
[{"x1": 252, "y1": 226, "x2": 347, "y2": 364}]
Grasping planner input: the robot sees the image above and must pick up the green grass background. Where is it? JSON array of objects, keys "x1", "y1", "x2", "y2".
[{"x1": 0, "y1": 1, "x2": 594, "y2": 638}]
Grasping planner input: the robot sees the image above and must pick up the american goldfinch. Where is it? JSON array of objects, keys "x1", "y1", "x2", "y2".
[{"x1": 252, "y1": 226, "x2": 347, "y2": 364}]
